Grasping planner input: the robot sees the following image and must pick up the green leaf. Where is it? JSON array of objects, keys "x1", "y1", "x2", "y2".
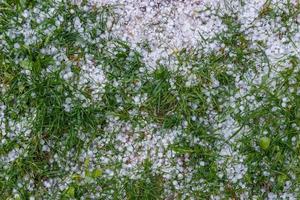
[
  {"x1": 259, "y1": 137, "x2": 271, "y2": 150},
  {"x1": 277, "y1": 174, "x2": 287, "y2": 187},
  {"x1": 84, "y1": 157, "x2": 90, "y2": 168},
  {"x1": 66, "y1": 186, "x2": 75, "y2": 197},
  {"x1": 20, "y1": 59, "x2": 32, "y2": 70},
  {"x1": 4, "y1": 72, "x2": 13, "y2": 82},
  {"x1": 92, "y1": 169, "x2": 102, "y2": 178}
]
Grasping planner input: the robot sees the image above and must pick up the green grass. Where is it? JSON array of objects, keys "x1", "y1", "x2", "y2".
[{"x1": 1, "y1": 0, "x2": 300, "y2": 199}]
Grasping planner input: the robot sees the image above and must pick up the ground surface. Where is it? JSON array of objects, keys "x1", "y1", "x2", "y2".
[{"x1": 1, "y1": 0, "x2": 300, "y2": 199}]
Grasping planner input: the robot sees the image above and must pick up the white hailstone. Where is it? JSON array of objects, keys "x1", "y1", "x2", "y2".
[
  {"x1": 74, "y1": 17, "x2": 82, "y2": 29},
  {"x1": 63, "y1": 104, "x2": 72, "y2": 112},
  {"x1": 182, "y1": 121, "x2": 188, "y2": 128},
  {"x1": 177, "y1": 173, "x2": 183, "y2": 179},
  {"x1": 267, "y1": 192, "x2": 278, "y2": 200},
  {"x1": 239, "y1": 105, "x2": 245, "y2": 111},
  {"x1": 88, "y1": 150, "x2": 94, "y2": 157},
  {"x1": 42, "y1": 145, "x2": 50, "y2": 152},
  {"x1": 105, "y1": 169, "x2": 114, "y2": 176},
  {"x1": 158, "y1": 152, "x2": 163, "y2": 158},
  {"x1": 43, "y1": 180, "x2": 51, "y2": 188},
  {"x1": 22, "y1": 10, "x2": 30, "y2": 18},
  {"x1": 282, "y1": 97, "x2": 288, "y2": 103},
  {"x1": 149, "y1": 1, "x2": 155, "y2": 7},
  {"x1": 172, "y1": 180, "x2": 178, "y2": 187},
  {"x1": 66, "y1": 72, "x2": 73, "y2": 80},
  {"x1": 133, "y1": 95, "x2": 141, "y2": 105},
  {"x1": 263, "y1": 171, "x2": 270, "y2": 176},
  {"x1": 14, "y1": 43, "x2": 20, "y2": 49},
  {"x1": 199, "y1": 161, "x2": 205, "y2": 166}
]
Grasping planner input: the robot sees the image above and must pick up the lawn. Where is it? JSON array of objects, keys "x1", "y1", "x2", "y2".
[{"x1": 0, "y1": 0, "x2": 300, "y2": 199}]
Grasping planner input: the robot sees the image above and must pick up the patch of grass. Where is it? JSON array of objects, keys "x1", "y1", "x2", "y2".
[{"x1": 124, "y1": 160, "x2": 164, "y2": 200}]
